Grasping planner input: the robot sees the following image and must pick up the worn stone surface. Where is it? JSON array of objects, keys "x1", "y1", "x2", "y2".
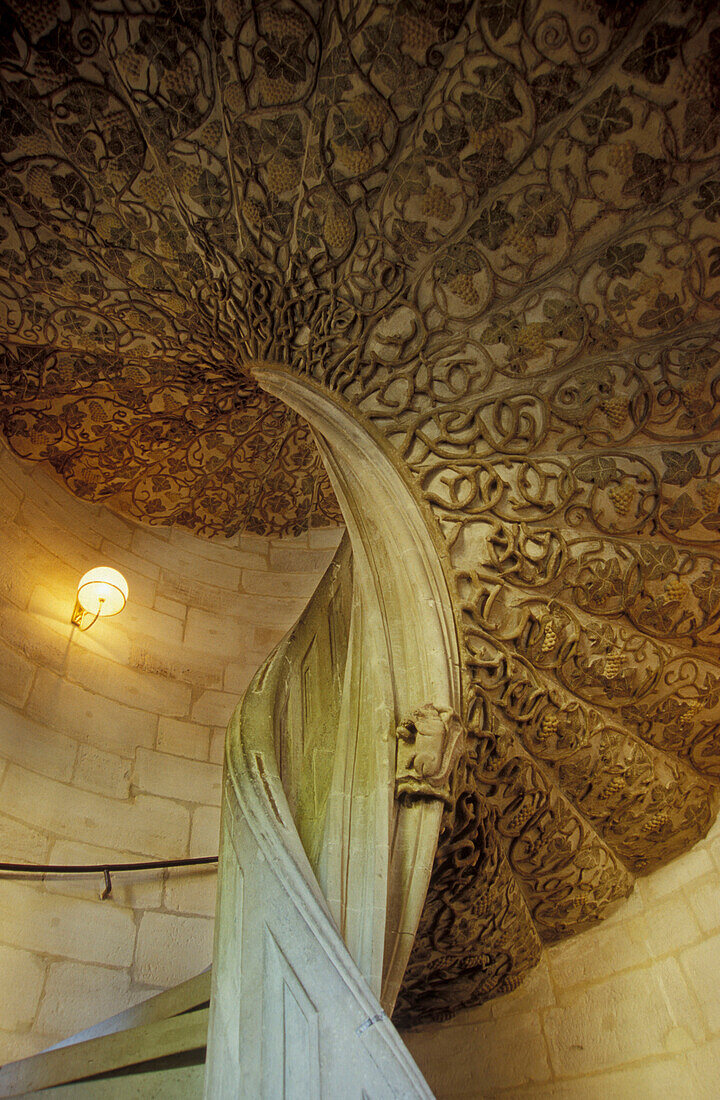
[
  {"x1": 406, "y1": 815, "x2": 720, "y2": 1098},
  {"x1": 0, "y1": 447, "x2": 333, "y2": 1060},
  {"x1": 0, "y1": 945, "x2": 46, "y2": 1031},
  {"x1": 35, "y1": 962, "x2": 138, "y2": 1038},
  {"x1": 133, "y1": 912, "x2": 215, "y2": 988}
]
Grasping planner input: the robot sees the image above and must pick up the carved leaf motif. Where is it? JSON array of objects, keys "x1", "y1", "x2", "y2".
[
  {"x1": 259, "y1": 113, "x2": 304, "y2": 158},
  {"x1": 599, "y1": 242, "x2": 646, "y2": 279},
  {"x1": 661, "y1": 449, "x2": 701, "y2": 486},
  {"x1": 519, "y1": 193, "x2": 561, "y2": 239},
  {"x1": 622, "y1": 24, "x2": 688, "y2": 85},
  {"x1": 585, "y1": 559, "x2": 624, "y2": 604},
  {"x1": 581, "y1": 86, "x2": 632, "y2": 141},
  {"x1": 476, "y1": 0, "x2": 523, "y2": 40},
  {"x1": 358, "y1": 20, "x2": 402, "y2": 73},
  {"x1": 469, "y1": 201, "x2": 514, "y2": 250},
  {"x1": 2, "y1": 0, "x2": 720, "y2": 1024},
  {"x1": 460, "y1": 67, "x2": 522, "y2": 129},
  {"x1": 623, "y1": 153, "x2": 671, "y2": 205},
  {"x1": 575, "y1": 456, "x2": 618, "y2": 487},
  {"x1": 694, "y1": 181, "x2": 720, "y2": 222},
  {"x1": 437, "y1": 242, "x2": 484, "y2": 278},
  {"x1": 663, "y1": 493, "x2": 703, "y2": 532},
  {"x1": 423, "y1": 113, "x2": 468, "y2": 160},
  {"x1": 531, "y1": 65, "x2": 580, "y2": 126},
  {"x1": 637, "y1": 544, "x2": 678, "y2": 581},
  {"x1": 318, "y1": 46, "x2": 353, "y2": 102},
  {"x1": 684, "y1": 98, "x2": 720, "y2": 154},
  {"x1": 257, "y1": 41, "x2": 307, "y2": 85},
  {"x1": 639, "y1": 293, "x2": 685, "y2": 331},
  {"x1": 542, "y1": 299, "x2": 585, "y2": 339},
  {"x1": 691, "y1": 570, "x2": 720, "y2": 614}
]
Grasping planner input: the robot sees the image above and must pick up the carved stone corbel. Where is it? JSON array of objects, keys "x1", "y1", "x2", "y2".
[{"x1": 395, "y1": 704, "x2": 464, "y2": 805}]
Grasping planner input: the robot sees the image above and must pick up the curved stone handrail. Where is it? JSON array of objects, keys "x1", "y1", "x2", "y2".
[{"x1": 256, "y1": 366, "x2": 465, "y2": 1009}]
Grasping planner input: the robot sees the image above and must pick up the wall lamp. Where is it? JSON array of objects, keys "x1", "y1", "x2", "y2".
[{"x1": 71, "y1": 567, "x2": 129, "y2": 632}]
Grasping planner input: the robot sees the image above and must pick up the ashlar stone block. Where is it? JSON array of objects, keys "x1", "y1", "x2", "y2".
[
  {"x1": 0, "y1": 881, "x2": 135, "y2": 966},
  {"x1": 26, "y1": 669, "x2": 157, "y2": 756},
  {"x1": 133, "y1": 911, "x2": 214, "y2": 987},
  {"x1": 0, "y1": 944, "x2": 46, "y2": 1030},
  {"x1": 35, "y1": 960, "x2": 139, "y2": 1039},
  {"x1": 133, "y1": 747, "x2": 222, "y2": 807}
]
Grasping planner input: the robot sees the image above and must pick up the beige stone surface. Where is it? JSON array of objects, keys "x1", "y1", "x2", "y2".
[
  {"x1": 131, "y1": 530, "x2": 243, "y2": 588},
  {"x1": 27, "y1": 669, "x2": 158, "y2": 755},
  {"x1": 17, "y1": 500, "x2": 100, "y2": 573},
  {"x1": 687, "y1": 880, "x2": 720, "y2": 935},
  {"x1": 2, "y1": 766, "x2": 191, "y2": 858},
  {"x1": 73, "y1": 744, "x2": 131, "y2": 799},
  {"x1": 208, "y1": 729, "x2": 224, "y2": 765},
  {"x1": 128, "y1": 638, "x2": 224, "y2": 691},
  {"x1": 680, "y1": 933, "x2": 720, "y2": 1034},
  {"x1": 35, "y1": 961, "x2": 140, "y2": 1038},
  {"x1": 0, "y1": 815, "x2": 50, "y2": 862},
  {"x1": 65, "y1": 647, "x2": 192, "y2": 715},
  {"x1": 408, "y1": 816, "x2": 720, "y2": 1098},
  {"x1": 47, "y1": 839, "x2": 164, "y2": 909},
  {"x1": 405, "y1": 1010, "x2": 551, "y2": 1093},
  {"x1": 99, "y1": 539, "x2": 161, "y2": 582},
  {"x1": 133, "y1": 748, "x2": 222, "y2": 807},
  {"x1": 163, "y1": 866, "x2": 217, "y2": 918},
  {"x1": 241, "y1": 568, "x2": 320, "y2": 599},
  {"x1": 133, "y1": 911, "x2": 214, "y2": 987},
  {"x1": 190, "y1": 689, "x2": 239, "y2": 728},
  {"x1": 0, "y1": 445, "x2": 331, "y2": 1061},
  {"x1": 115, "y1": 601, "x2": 185, "y2": 646},
  {"x1": 308, "y1": 528, "x2": 344, "y2": 551},
  {"x1": 153, "y1": 594, "x2": 187, "y2": 621},
  {"x1": 0, "y1": 599, "x2": 71, "y2": 673},
  {"x1": 171, "y1": 526, "x2": 266, "y2": 570},
  {"x1": 0, "y1": 703, "x2": 77, "y2": 782},
  {"x1": 157, "y1": 717, "x2": 211, "y2": 761},
  {"x1": 223, "y1": 658, "x2": 268, "y2": 694},
  {"x1": 0, "y1": 883, "x2": 136, "y2": 966},
  {"x1": 184, "y1": 606, "x2": 254, "y2": 655},
  {"x1": 0, "y1": 638, "x2": 35, "y2": 707},
  {"x1": 189, "y1": 806, "x2": 222, "y2": 857},
  {"x1": 0, "y1": 1029, "x2": 62, "y2": 1066},
  {"x1": 546, "y1": 919, "x2": 649, "y2": 990},
  {"x1": 268, "y1": 544, "x2": 337, "y2": 573},
  {"x1": 0, "y1": 945, "x2": 46, "y2": 1030}
]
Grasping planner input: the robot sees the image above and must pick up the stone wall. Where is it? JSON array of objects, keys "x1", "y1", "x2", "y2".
[
  {"x1": 0, "y1": 442, "x2": 341, "y2": 1063},
  {"x1": 404, "y1": 815, "x2": 720, "y2": 1098},
  {"x1": 5, "y1": 436, "x2": 720, "y2": 1095}
]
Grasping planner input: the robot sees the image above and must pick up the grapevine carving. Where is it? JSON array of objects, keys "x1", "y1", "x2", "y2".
[{"x1": 1, "y1": 0, "x2": 720, "y2": 1024}]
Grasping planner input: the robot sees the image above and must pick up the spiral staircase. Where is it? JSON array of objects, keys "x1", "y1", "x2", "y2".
[{"x1": 1, "y1": 0, "x2": 720, "y2": 1094}]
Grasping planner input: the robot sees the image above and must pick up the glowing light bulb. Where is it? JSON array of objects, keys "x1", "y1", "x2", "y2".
[{"x1": 72, "y1": 567, "x2": 128, "y2": 630}]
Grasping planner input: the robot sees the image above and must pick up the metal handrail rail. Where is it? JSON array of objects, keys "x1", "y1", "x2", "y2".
[{"x1": 0, "y1": 855, "x2": 218, "y2": 899}]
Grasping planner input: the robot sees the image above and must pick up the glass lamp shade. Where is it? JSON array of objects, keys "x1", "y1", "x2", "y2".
[{"x1": 76, "y1": 567, "x2": 128, "y2": 617}]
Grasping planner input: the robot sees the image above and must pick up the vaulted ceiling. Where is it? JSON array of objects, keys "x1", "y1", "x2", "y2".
[{"x1": 0, "y1": 1, "x2": 718, "y2": 538}]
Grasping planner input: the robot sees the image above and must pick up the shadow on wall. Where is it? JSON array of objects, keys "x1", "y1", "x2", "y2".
[{"x1": 0, "y1": 442, "x2": 342, "y2": 1063}]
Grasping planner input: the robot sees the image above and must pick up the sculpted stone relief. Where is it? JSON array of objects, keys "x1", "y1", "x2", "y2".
[
  {"x1": 1, "y1": 0, "x2": 719, "y2": 1024},
  {"x1": 396, "y1": 704, "x2": 464, "y2": 804}
]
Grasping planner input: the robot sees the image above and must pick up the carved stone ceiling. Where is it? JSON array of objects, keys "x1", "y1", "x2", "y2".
[
  {"x1": 2, "y1": 0, "x2": 720, "y2": 1025},
  {"x1": 1, "y1": 1, "x2": 718, "y2": 538}
]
